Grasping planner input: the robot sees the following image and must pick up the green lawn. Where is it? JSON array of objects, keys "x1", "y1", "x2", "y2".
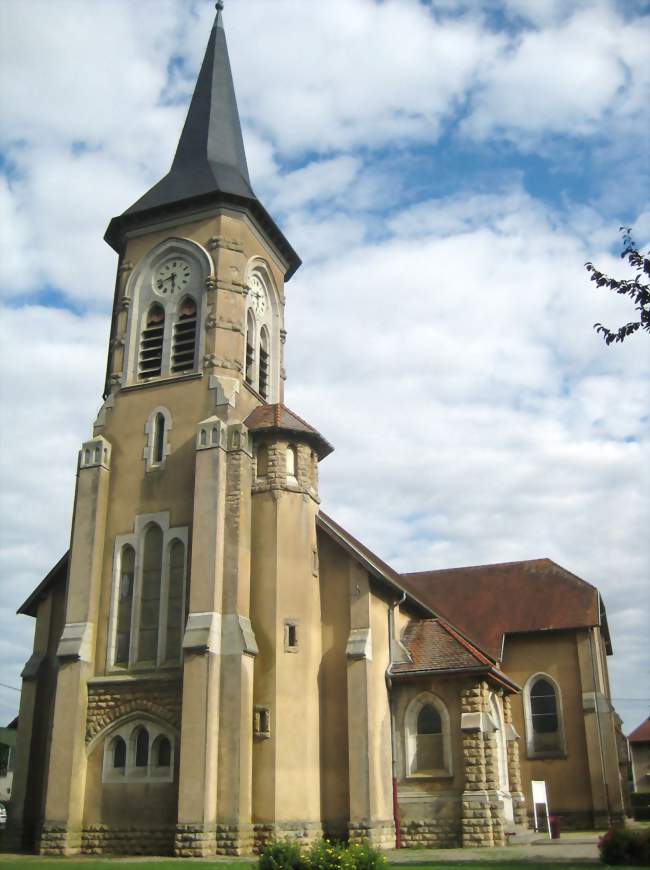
[{"x1": 0, "y1": 860, "x2": 622, "y2": 870}]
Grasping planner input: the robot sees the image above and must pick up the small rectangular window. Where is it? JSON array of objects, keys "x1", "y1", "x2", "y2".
[
  {"x1": 284, "y1": 621, "x2": 298, "y2": 652},
  {"x1": 254, "y1": 705, "x2": 271, "y2": 739}
]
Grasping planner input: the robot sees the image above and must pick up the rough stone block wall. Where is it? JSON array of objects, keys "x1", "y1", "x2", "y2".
[
  {"x1": 253, "y1": 821, "x2": 323, "y2": 853},
  {"x1": 39, "y1": 825, "x2": 82, "y2": 856},
  {"x1": 348, "y1": 819, "x2": 395, "y2": 849},
  {"x1": 216, "y1": 823, "x2": 254, "y2": 856},
  {"x1": 174, "y1": 824, "x2": 217, "y2": 857},
  {"x1": 460, "y1": 680, "x2": 496, "y2": 848},
  {"x1": 85, "y1": 680, "x2": 181, "y2": 743},
  {"x1": 400, "y1": 819, "x2": 460, "y2": 849},
  {"x1": 82, "y1": 825, "x2": 175, "y2": 855}
]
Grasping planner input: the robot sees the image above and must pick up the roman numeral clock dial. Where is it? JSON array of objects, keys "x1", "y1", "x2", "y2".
[{"x1": 153, "y1": 258, "x2": 192, "y2": 295}]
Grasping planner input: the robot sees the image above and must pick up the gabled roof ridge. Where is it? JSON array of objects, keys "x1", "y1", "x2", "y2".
[{"x1": 404, "y1": 557, "x2": 598, "y2": 593}]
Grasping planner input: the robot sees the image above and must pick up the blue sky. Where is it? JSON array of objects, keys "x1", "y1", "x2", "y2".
[{"x1": 0, "y1": 0, "x2": 648, "y2": 733}]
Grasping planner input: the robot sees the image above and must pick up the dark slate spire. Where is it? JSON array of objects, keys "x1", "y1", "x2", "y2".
[{"x1": 105, "y1": 3, "x2": 300, "y2": 279}]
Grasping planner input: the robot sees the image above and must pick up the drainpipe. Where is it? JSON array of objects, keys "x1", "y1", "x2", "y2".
[
  {"x1": 589, "y1": 627, "x2": 612, "y2": 826},
  {"x1": 386, "y1": 591, "x2": 406, "y2": 849}
]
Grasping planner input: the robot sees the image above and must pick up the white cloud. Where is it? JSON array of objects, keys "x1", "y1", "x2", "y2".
[{"x1": 463, "y1": 5, "x2": 650, "y2": 144}]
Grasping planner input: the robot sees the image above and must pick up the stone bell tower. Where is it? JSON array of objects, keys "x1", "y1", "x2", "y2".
[{"x1": 31, "y1": 2, "x2": 333, "y2": 857}]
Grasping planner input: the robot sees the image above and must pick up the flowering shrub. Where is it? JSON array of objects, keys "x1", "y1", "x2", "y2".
[
  {"x1": 598, "y1": 827, "x2": 650, "y2": 865},
  {"x1": 259, "y1": 839, "x2": 307, "y2": 870},
  {"x1": 258, "y1": 839, "x2": 388, "y2": 870}
]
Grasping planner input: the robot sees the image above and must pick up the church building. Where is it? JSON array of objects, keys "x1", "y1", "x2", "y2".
[{"x1": 8, "y1": 5, "x2": 626, "y2": 857}]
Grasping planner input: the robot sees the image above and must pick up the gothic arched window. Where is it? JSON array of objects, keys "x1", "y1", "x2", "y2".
[
  {"x1": 164, "y1": 540, "x2": 185, "y2": 663},
  {"x1": 416, "y1": 704, "x2": 443, "y2": 772},
  {"x1": 102, "y1": 720, "x2": 176, "y2": 783},
  {"x1": 154, "y1": 735, "x2": 172, "y2": 768},
  {"x1": 134, "y1": 727, "x2": 149, "y2": 768},
  {"x1": 137, "y1": 524, "x2": 163, "y2": 664},
  {"x1": 112, "y1": 736, "x2": 126, "y2": 770},
  {"x1": 524, "y1": 673, "x2": 566, "y2": 757},
  {"x1": 109, "y1": 513, "x2": 187, "y2": 671},
  {"x1": 404, "y1": 693, "x2": 452, "y2": 777},
  {"x1": 139, "y1": 304, "x2": 165, "y2": 378},
  {"x1": 115, "y1": 544, "x2": 135, "y2": 666}
]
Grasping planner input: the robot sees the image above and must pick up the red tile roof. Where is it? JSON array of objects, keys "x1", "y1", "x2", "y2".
[
  {"x1": 400, "y1": 558, "x2": 602, "y2": 660},
  {"x1": 628, "y1": 718, "x2": 650, "y2": 743},
  {"x1": 245, "y1": 403, "x2": 334, "y2": 459},
  {"x1": 391, "y1": 618, "x2": 520, "y2": 692},
  {"x1": 393, "y1": 619, "x2": 489, "y2": 672}
]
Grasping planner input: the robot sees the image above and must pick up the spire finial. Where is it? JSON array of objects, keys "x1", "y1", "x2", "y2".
[{"x1": 215, "y1": 1, "x2": 224, "y2": 10}]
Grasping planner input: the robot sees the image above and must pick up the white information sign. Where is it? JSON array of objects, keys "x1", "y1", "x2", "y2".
[{"x1": 531, "y1": 780, "x2": 551, "y2": 838}]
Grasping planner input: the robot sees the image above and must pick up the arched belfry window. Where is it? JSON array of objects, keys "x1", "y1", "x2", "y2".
[
  {"x1": 524, "y1": 673, "x2": 566, "y2": 757},
  {"x1": 123, "y1": 239, "x2": 211, "y2": 385},
  {"x1": 404, "y1": 693, "x2": 452, "y2": 777},
  {"x1": 139, "y1": 304, "x2": 165, "y2": 378},
  {"x1": 244, "y1": 266, "x2": 278, "y2": 402},
  {"x1": 109, "y1": 512, "x2": 188, "y2": 671},
  {"x1": 172, "y1": 296, "x2": 197, "y2": 373}
]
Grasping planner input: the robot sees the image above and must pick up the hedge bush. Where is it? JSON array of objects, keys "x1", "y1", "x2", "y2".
[
  {"x1": 258, "y1": 839, "x2": 388, "y2": 870},
  {"x1": 598, "y1": 826, "x2": 650, "y2": 865}
]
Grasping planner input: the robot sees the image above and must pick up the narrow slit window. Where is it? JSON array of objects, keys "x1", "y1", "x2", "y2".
[
  {"x1": 285, "y1": 622, "x2": 298, "y2": 651},
  {"x1": 286, "y1": 444, "x2": 297, "y2": 479},
  {"x1": 259, "y1": 327, "x2": 270, "y2": 400},
  {"x1": 115, "y1": 545, "x2": 135, "y2": 666},
  {"x1": 171, "y1": 297, "x2": 197, "y2": 373},
  {"x1": 137, "y1": 524, "x2": 163, "y2": 664},
  {"x1": 153, "y1": 413, "x2": 165, "y2": 465},
  {"x1": 246, "y1": 310, "x2": 256, "y2": 386},
  {"x1": 139, "y1": 304, "x2": 165, "y2": 379}
]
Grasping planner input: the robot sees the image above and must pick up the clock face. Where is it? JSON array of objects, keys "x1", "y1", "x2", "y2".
[
  {"x1": 249, "y1": 275, "x2": 267, "y2": 317},
  {"x1": 153, "y1": 258, "x2": 192, "y2": 295}
]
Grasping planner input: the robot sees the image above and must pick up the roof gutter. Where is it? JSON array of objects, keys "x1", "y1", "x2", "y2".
[{"x1": 390, "y1": 664, "x2": 521, "y2": 694}]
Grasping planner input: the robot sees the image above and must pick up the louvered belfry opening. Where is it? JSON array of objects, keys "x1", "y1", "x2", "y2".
[
  {"x1": 139, "y1": 304, "x2": 165, "y2": 378},
  {"x1": 245, "y1": 309, "x2": 255, "y2": 386},
  {"x1": 259, "y1": 327, "x2": 270, "y2": 400},
  {"x1": 172, "y1": 297, "x2": 197, "y2": 373}
]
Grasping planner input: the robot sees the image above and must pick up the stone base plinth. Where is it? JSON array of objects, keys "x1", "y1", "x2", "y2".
[
  {"x1": 82, "y1": 825, "x2": 174, "y2": 855},
  {"x1": 348, "y1": 819, "x2": 395, "y2": 849},
  {"x1": 174, "y1": 824, "x2": 217, "y2": 857},
  {"x1": 216, "y1": 823, "x2": 254, "y2": 856},
  {"x1": 39, "y1": 824, "x2": 82, "y2": 856},
  {"x1": 461, "y1": 792, "x2": 494, "y2": 848},
  {"x1": 253, "y1": 821, "x2": 323, "y2": 853},
  {"x1": 400, "y1": 819, "x2": 460, "y2": 849}
]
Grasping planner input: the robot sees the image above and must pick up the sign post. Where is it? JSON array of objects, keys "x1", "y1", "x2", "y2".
[{"x1": 531, "y1": 780, "x2": 551, "y2": 838}]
